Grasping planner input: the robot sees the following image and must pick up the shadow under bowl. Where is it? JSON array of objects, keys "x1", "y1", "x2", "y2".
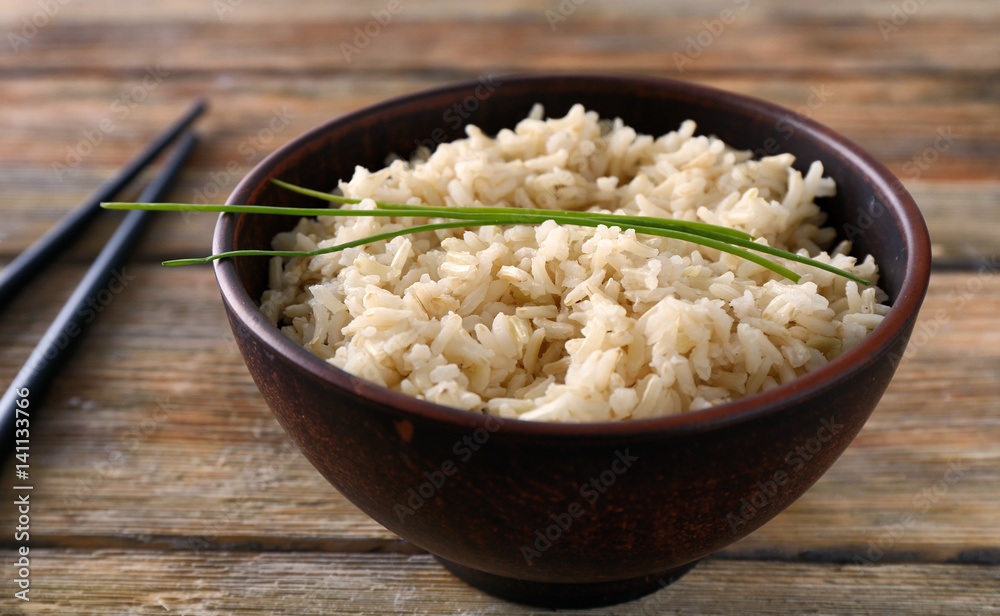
[{"x1": 213, "y1": 74, "x2": 931, "y2": 608}]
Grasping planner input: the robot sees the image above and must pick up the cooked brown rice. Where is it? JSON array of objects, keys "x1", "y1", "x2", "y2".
[{"x1": 259, "y1": 104, "x2": 888, "y2": 422}]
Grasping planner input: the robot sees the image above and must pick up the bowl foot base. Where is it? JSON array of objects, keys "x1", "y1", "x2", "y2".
[{"x1": 434, "y1": 556, "x2": 699, "y2": 609}]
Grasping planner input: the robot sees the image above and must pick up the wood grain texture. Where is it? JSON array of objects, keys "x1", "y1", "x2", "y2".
[
  {"x1": 1, "y1": 0, "x2": 998, "y2": 613},
  {"x1": 6, "y1": 551, "x2": 1000, "y2": 615},
  {"x1": 4, "y1": 0, "x2": 1000, "y2": 22},
  {"x1": 4, "y1": 16, "x2": 1000, "y2": 74}
]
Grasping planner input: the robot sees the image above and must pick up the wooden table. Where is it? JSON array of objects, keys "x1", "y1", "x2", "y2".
[{"x1": 2, "y1": 1, "x2": 998, "y2": 613}]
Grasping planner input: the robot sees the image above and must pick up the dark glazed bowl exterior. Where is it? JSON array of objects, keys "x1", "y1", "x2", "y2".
[{"x1": 214, "y1": 74, "x2": 931, "y2": 608}]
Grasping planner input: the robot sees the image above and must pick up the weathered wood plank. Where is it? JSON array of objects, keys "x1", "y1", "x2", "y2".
[
  {"x1": 1, "y1": 269, "x2": 997, "y2": 560},
  {"x1": 4, "y1": 0, "x2": 1000, "y2": 23},
  {"x1": 0, "y1": 17, "x2": 1000, "y2": 85},
  {"x1": 911, "y1": 182, "x2": 1000, "y2": 261},
  {"x1": 3, "y1": 550, "x2": 998, "y2": 615},
  {"x1": 3, "y1": 16, "x2": 1000, "y2": 75}
]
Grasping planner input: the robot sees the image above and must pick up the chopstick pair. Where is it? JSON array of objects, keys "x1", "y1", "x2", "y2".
[{"x1": 0, "y1": 99, "x2": 207, "y2": 462}]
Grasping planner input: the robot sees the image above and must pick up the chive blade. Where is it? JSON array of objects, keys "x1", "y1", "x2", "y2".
[
  {"x1": 163, "y1": 220, "x2": 476, "y2": 266},
  {"x1": 109, "y1": 178, "x2": 873, "y2": 286}
]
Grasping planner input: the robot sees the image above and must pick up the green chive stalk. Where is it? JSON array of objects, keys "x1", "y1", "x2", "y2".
[{"x1": 102, "y1": 179, "x2": 870, "y2": 285}]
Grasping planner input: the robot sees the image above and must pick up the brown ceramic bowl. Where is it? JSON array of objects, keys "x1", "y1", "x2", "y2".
[{"x1": 214, "y1": 74, "x2": 931, "y2": 608}]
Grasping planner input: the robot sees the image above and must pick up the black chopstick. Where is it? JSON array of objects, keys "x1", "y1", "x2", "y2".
[
  {"x1": 0, "y1": 132, "x2": 199, "y2": 463},
  {"x1": 0, "y1": 99, "x2": 206, "y2": 314}
]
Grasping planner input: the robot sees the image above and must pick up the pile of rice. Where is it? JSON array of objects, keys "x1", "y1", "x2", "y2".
[{"x1": 259, "y1": 104, "x2": 888, "y2": 422}]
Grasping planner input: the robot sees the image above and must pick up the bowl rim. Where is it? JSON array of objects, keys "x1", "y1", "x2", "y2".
[{"x1": 214, "y1": 72, "x2": 931, "y2": 439}]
